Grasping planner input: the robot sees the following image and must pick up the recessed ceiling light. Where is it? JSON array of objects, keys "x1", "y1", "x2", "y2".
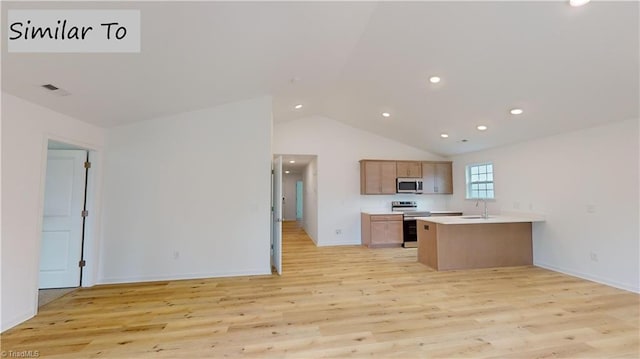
[
  {"x1": 569, "y1": 0, "x2": 590, "y2": 7},
  {"x1": 289, "y1": 160, "x2": 295, "y2": 164},
  {"x1": 477, "y1": 125, "x2": 488, "y2": 131},
  {"x1": 429, "y1": 76, "x2": 441, "y2": 84},
  {"x1": 510, "y1": 108, "x2": 524, "y2": 115},
  {"x1": 382, "y1": 112, "x2": 391, "y2": 118},
  {"x1": 285, "y1": 170, "x2": 290, "y2": 174},
  {"x1": 294, "y1": 104, "x2": 303, "y2": 110},
  {"x1": 440, "y1": 133, "x2": 449, "y2": 138}
]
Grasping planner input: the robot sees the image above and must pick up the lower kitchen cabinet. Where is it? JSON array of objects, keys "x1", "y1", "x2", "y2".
[{"x1": 361, "y1": 213, "x2": 403, "y2": 248}]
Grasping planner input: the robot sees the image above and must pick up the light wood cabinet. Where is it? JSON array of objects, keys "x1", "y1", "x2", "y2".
[
  {"x1": 396, "y1": 161, "x2": 422, "y2": 178},
  {"x1": 422, "y1": 161, "x2": 453, "y2": 194},
  {"x1": 361, "y1": 213, "x2": 403, "y2": 248},
  {"x1": 360, "y1": 161, "x2": 397, "y2": 195}
]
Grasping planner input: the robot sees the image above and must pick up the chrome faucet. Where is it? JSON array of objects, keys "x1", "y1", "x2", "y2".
[{"x1": 476, "y1": 198, "x2": 488, "y2": 219}]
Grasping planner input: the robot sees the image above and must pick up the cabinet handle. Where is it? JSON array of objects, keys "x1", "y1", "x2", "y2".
[{"x1": 424, "y1": 224, "x2": 429, "y2": 230}]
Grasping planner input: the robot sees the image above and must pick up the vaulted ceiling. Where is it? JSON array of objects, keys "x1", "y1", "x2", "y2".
[{"x1": 3, "y1": 1, "x2": 638, "y2": 156}]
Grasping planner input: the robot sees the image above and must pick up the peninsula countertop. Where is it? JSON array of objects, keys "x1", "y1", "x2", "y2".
[
  {"x1": 360, "y1": 211, "x2": 404, "y2": 216},
  {"x1": 361, "y1": 210, "x2": 464, "y2": 216},
  {"x1": 415, "y1": 214, "x2": 545, "y2": 225}
]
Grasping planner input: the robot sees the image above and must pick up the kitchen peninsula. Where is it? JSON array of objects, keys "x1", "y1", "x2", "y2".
[{"x1": 416, "y1": 215, "x2": 544, "y2": 271}]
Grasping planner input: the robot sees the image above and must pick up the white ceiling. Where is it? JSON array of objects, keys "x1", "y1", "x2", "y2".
[
  {"x1": 3, "y1": 1, "x2": 638, "y2": 156},
  {"x1": 275, "y1": 154, "x2": 316, "y2": 175}
]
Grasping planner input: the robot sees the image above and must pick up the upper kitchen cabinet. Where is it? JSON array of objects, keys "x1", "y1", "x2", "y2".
[
  {"x1": 360, "y1": 160, "x2": 397, "y2": 194},
  {"x1": 422, "y1": 161, "x2": 453, "y2": 194},
  {"x1": 396, "y1": 161, "x2": 422, "y2": 178}
]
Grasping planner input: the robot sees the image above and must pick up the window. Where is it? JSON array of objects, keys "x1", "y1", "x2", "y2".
[{"x1": 466, "y1": 162, "x2": 494, "y2": 199}]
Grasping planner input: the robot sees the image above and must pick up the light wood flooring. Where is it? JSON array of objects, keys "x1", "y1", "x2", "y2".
[{"x1": 1, "y1": 221, "x2": 638, "y2": 358}]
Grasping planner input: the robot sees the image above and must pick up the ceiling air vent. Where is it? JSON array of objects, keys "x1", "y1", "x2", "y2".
[
  {"x1": 42, "y1": 84, "x2": 59, "y2": 91},
  {"x1": 41, "y1": 83, "x2": 70, "y2": 96}
]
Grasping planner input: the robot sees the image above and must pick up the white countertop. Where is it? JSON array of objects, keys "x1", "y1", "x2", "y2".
[
  {"x1": 361, "y1": 211, "x2": 404, "y2": 215},
  {"x1": 416, "y1": 214, "x2": 545, "y2": 225},
  {"x1": 429, "y1": 210, "x2": 463, "y2": 215},
  {"x1": 361, "y1": 210, "x2": 464, "y2": 216}
]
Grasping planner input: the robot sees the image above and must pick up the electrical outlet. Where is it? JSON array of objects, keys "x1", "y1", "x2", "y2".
[
  {"x1": 335, "y1": 229, "x2": 342, "y2": 235},
  {"x1": 589, "y1": 252, "x2": 598, "y2": 262},
  {"x1": 586, "y1": 205, "x2": 596, "y2": 214},
  {"x1": 173, "y1": 251, "x2": 180, "y2": 260}
]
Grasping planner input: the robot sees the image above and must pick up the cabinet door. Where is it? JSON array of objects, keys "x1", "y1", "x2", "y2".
[
  {"x1": 397, "y1": 161, "x2": 422, "y2": 178},
  {"x1": 370, "y1": 222, "x2": 389, "y2": 244},
  {"x1": 361, "y1": 161, "x2": 397, "y2": 195},
  {"x1": 422, "y1": 162, "x2": 437, "y2": 194},
  {"x1": 380, "y1": 162, "x2": 397, "y2": 194},
  {"x1": 363, "y1": 162, "x2": 382, "y2": 194},
  {"x1": 422, "y1": 162, "x2": 453, "y2": 194},
  {"x1": 408, "y1": 162, "x2": 422, "y2": 178},
  {"x1": 386, "y1": 220, "x2": 403, "y2": 244},
  {"x1": 396, "y1": 162, "x2": 408, "y2": 177},
  {"x1": 435, "y1": 163, "x2": 453, "y2": 194},
  {"x1": 370, "y1": 220, "x2": 403, "y2": 245}
]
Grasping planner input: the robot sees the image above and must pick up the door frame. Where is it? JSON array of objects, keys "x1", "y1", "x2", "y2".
[
  {"x1": 35, "y1": 135, "x2": 103, "y2": 309},
  {"x1": 271, "y1": 156, "x2": 283, "y2": 275}
]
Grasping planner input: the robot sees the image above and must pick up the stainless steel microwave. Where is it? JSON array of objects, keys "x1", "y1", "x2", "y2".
[{"x1": 396, "y1": 178, "x2": 423, "y2": 193}]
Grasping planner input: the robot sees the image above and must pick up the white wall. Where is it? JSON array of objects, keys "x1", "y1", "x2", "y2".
[
  {"x1": 99, "y1": 97, "x2": 272, "y2": 284},
  {"x1": 302, "y1": 158, "x2": 318, "y2": 243},
  {"x1": 283, "y1": 173, "x2": 302, "y2": 221},
  {"x1": 1, "y1": 93, "x2": 105, "y2": 331},
  {"x1": 274, "y1": 116, "x2": 449, "y2": 246},
  {"x1": 449, "y1": 118, "x2": 639, "y2": 292}
]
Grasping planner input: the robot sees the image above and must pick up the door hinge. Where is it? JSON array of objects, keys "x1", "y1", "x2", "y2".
[
  {"x1": 79, "y1": 260, "x2": 86, "y2": 267},
  {"x1": 81, "y1": 210, "x2": 89, "y2": 217},
  {"x1": 84, "y1": 161, "x2": 91, "y2": 169}
]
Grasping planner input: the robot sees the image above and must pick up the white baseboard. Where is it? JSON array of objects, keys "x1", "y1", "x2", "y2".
[
  {"x1": 98, "y1": 268, "x2": 272, "y2": 285},
  {"x1": 317, "y1": 240, "x2": 361, "y2": 247},
  {"x1": 535, "y1": 261, "x2": 639, "y2": 293},
  {"x1": 1, "y1": 309, "x2": 35, "y2": 333}
]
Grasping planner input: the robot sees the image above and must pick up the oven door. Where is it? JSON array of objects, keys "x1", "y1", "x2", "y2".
[{"x1": 403, "y1": 218, "x2": 417, "y2": 246}]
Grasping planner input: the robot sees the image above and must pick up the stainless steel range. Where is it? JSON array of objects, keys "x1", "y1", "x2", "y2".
[{"x1": 391, "y1": 201, "x2": 430, "y2": 248}]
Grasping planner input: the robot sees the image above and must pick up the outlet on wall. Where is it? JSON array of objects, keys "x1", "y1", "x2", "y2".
[
  {"x1": 586, "y1": 205, "x2": 596, "y2": 214},
  {"x1": 173, "y1": 251, "x2": 180, "y2": 260},
  {"x1": 335, "y1": 229, "x2": 342, "y2": 235},
  {"x1": 589, "y1": 251, "x2": 598, "y2": 262}
]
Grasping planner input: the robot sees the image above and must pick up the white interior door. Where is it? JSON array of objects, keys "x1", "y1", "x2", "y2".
[
  {"x1": 39, "y1": 150, "x2": 87, "y2": 289},
  {"x1": 272, "y1": 156, "x2": 283, "y2": 275}
]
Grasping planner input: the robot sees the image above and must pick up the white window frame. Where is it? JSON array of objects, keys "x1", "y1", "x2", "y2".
[{"x1": 465, "y1": 162, "x2": 495, "y2": 199}]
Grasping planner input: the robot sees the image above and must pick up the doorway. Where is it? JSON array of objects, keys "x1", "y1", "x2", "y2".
[
  {"x1": 273, "y1": 154, "x2": 318, "y2": 248},
  {"x1": 38, "y1": 140, "x2": 93, "y2": 304},
  {"x1": 296, "y1": 180, "x2": 303, "y2": 222}
]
